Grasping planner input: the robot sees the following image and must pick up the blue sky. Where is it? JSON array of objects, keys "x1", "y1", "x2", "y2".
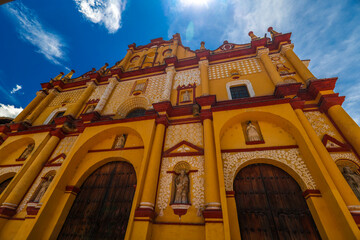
[{"x1": 0, "y1": 0, "x2": 359, "y2": 123}]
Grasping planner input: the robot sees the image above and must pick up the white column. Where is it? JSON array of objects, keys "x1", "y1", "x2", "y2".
[
  {"x1": 162, "y1": 66, "x2": 176, "y2": 101},
  {"x1": 94, "y1": 77, "x2": 118, "y2": 113}
]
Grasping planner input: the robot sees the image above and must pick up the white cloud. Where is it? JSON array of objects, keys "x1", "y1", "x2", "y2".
[
  {"x1": 5, "y1": 2, "x2": 67, "y2": 66},
  {"x1": 0, "y1": 104, "x2": 23, "y2": 119},
  {"x1": 10, "y1": 84, "x2": 22, "y2": 94},
  {"x1": 164, "y1": 0, "x2": 360, "y2": 124},
  {"x1": 74, "y1": 0, "x2": 126, "y2": 33}
]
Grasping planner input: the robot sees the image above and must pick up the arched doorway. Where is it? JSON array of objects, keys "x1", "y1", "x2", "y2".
[
  {"x1": 58, "y1": 161, "x2": 137, "y2": 239},
  {"x1": 234, "y1": 163, "x2": 320, "y2": 240}
]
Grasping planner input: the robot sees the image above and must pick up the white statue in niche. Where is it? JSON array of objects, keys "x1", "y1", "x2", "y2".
[
  {"x1": 182, "y1": 90, "x2": 191, "y2": 102},
  {"x1": 246, "y1": 121, "x2": 262, "y2": 142},
  {"x1": 19, "y1": 143, "x2": 35, "y2": 160},
  {"x1": 342, "y1": 166, "x2": 360, "y2": 201},
  {"x1": 113, "y1": 134, "x2": 127, "y2": 149},
  {"x1": 174, "y1": 169, "x2": 189, "y2": 204},
  {"x1": 32, "y1": 175, "x2": 54, "y2": 203}
]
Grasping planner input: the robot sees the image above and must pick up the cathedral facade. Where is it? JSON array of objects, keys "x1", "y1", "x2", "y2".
[{"x1": 0, "y1": 28, "x2": 359, "y2": 239}]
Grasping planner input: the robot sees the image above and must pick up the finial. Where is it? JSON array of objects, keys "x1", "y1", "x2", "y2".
[
  {"x1": 53, "y1": 72, "x2": 64, "y2": 81},
  {"x1": 248, "y1": 31, "x2": 259, "y2": 41},
  {"x1": 62, "y1": 70, "x2": 76, "y2": 83},
  {"x1": 267, "y1": 27, "x2": 280, "y2": 38},
  {"x1": 200, "y1": 41, "x2": 205, "y2": 50},
  {"x1": 98, "y1": 63, "x2": 109, "y2": 73},
  {"x1": 223, "y1": 40, "x2": 229, "y2": 44}
]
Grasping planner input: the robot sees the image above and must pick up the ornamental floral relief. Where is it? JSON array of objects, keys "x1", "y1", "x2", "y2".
[
  {"x1": 330, "y1": 152, "x2": 360, "y2": 166},
  {"x1": 173, "y1": 69, "x2": 200, "y2": 89},
  {"x1": 157, "y1": 156, "x2": 205, "y2": 216},
  {"x1": 164, "y1": 123, "x2": 203, "y2": 150},
  {"x1": 304, "y1": 111, "x2": 336, "y2": 137},
  {"x1": 222, "y1": 149, "x2": 317, "y2": 191},
  {"x1": 17, "y1": 166, "x2": 60, "y2": 213}
]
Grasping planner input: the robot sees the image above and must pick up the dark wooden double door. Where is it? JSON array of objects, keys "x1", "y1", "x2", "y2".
[
  {"x1": 58, "y1": 161, "x2": 136, "y2": 240},
  {"x1": 234, "y1": 164, "x2": 320, "y2": 240}
]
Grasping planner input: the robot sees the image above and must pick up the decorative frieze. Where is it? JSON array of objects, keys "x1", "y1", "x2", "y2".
[
  {"x1": 209, "y1": 58, "x2": 262, "y2": 80},
  {"x1": 48, "y1": 136, "x2": 78, "y2": 163},
  {"x1": 222, "y1": 148, "x2": 317, "y2": 191},
  {"x1": 330, "y1": 152, "x2": 360, "y2": 166}
]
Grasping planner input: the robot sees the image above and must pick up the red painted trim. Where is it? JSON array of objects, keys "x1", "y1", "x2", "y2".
[
  {"x1": 164, "y1": 152, "x2": 204, "y2": 157},
  {"x1": 302, "y1": 189, "x2": 321, "y2": 199},
  {"x1": 221, "y1": 145, "x2": 298, "y2": 153},
  {"x1": 203, "y1": 209, "x2": 223, "y2": 219},
  {"x1": 290, "y1": 99, "x2": 305, "y2": 110},
  {"x1": 154, "y1": 221, "x2": 205, "y2": 226},
  {"x1": 308, "y1": 78, "x2": 337, "y2": 98},
  {"x1": 26, "y1": 205, "x2": 39, "y2": 215},
  {"x1": 322, "y1": 134, "x2": 350, "y2": 152},
  {"x1": 226, "y1": 191, "x2": 235, "y2": 197},
  {"x1": 134, "y1": 208, "x2": 155, "y2": 219},
  {"x1": 166, "y1": 170, "x2": 198, "y2": 174},
  {"x1": 319, "y1": 94, "x2": 345, "y2": 113},
  {"x1": 9, "y1": 122, "x2": 30, "y2": 132},
  {"x1": 200, "y1": 110, "x2": 212, "y2": 121},
  {"x1": 196, "y1": 95, "x2": 216, "y2": 107},
  {"x1": 15, "y1": 158, "x2": 26, "y2": 162},
  {"x1": 325, "y1": 112, "x2": 360, "y2": 161},
  {"x1": 245, "y1": 140, "x2": 265, "y2": 145},
  {"x1": 169, "y1": 117, "x2": 201, "y2": 125},
  {"x1": 274, "y1": 83, "x2": 301, "y2": 98},
  {"x1": 48, "y1": 153, "x2": 66, "y2": 164},
  {"x1": 153, "y1": 101, "x2": 172, "y2": 113},
  {"x1": 65, "y1": 185, "x2": 81, "y2": 194},
  {"x1": 164, "y1": 140, "x2": 203, "y2": 155},
  {"x1": 212, "y1": 97, "x2": 290, "y2": 112},
  {"x1": 0, "y1": 206, "x2": 16, "y2": 217},
  {"x1": 50, "y1": 128, "x2": 66, "y2": 139},
  {"x1": 0, "y1": 164, "x2": 23, "y2": 167},
  {"x1": 88, "y1": 146, "x2": 144, "y2": 153}
]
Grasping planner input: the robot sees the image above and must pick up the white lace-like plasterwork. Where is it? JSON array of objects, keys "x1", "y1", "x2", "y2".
[
  {"x1": 17, "y1": 166, "x2": 59, "y2": 213},
  {"x1": 164, "y1": 123, "x2": 203, "y2": 150},
  {"x1": 304, "y1": 111, "x2": 336, "y2": 137},
  {"x1": 209, "y1": 58, "x2": 262, "y2": 80},
  {"x1": 102, "y1": 74, "x2": 167, "y2": 114},
  {"x1": 330, "y1": 152, "x2": 360, "y2": 165},
  {"x1": 49, "y1": 88, "x2": 85, "y2": 107},
  {"x1": 0, "y1": 166, "x2": 21, "y2": 178},
  {"x1": 49, "y1": 136, "x2": 78, "y2": 163},
  {"x1": 173, "y1": 69, "x2": 200, "y2": 89},
  {"x1": 88, "y1": 84, "x2": 107, "y2": 100},
  {"x1": 157, "y1": 156, "x2": 204, "y2": 216},
  {"x1": 222, "y1": 148, "x2": 317, "y2": 191}
]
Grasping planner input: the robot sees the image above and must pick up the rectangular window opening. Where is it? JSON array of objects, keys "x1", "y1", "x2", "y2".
[{"x1": 230, "y1": 85, "x2": 250, "y2": 99}]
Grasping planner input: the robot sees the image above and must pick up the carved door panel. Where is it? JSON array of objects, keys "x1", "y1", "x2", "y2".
[
  {"x1": 234, "y1": 164, "x2": 321, "y2": 240},
  {"x1": 58, "y1": 161, "x2": 136, "y2": 240}
]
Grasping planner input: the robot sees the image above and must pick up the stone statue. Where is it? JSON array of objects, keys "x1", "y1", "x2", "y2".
[
  {"x1": 113, "y1": 134, "x2": 126, "y2": 149},
  {"x1": 19, "y1": 143, "x2": 35, "y2": 160},
  {"x1": 246, "y1": 121, "x2": 262, "y2": 142},
  {"x1": 32, "y1": 175, "x2": 54, "y2": 203},
  {"x1": 342, "y1": 166, "x2": 360, "y2": 201},
  {"x1": 183, "y1": 90, "x2": 191, "y2": 102},
  {"x1": 174, "y1": 169, "x2": 189, "y2": 204}
]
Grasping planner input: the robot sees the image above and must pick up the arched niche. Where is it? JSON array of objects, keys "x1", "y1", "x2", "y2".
[
  {"x1": 43, "y1": 106, "x2": 67, "y2": 124},
  {"x1": 0, "y1": 137, "x2": 35, "y2": 165},
  {"x1": 114, "y1": 96, "x2": 150, "y2": 119}
]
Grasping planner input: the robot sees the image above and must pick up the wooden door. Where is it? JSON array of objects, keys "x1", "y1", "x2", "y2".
[
  {"x1": 58, "y1": 161, "x2": 137, "y2": 240},
  {"x1": 234, "y1": 164, "x2": 320, "y2": 240}
]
